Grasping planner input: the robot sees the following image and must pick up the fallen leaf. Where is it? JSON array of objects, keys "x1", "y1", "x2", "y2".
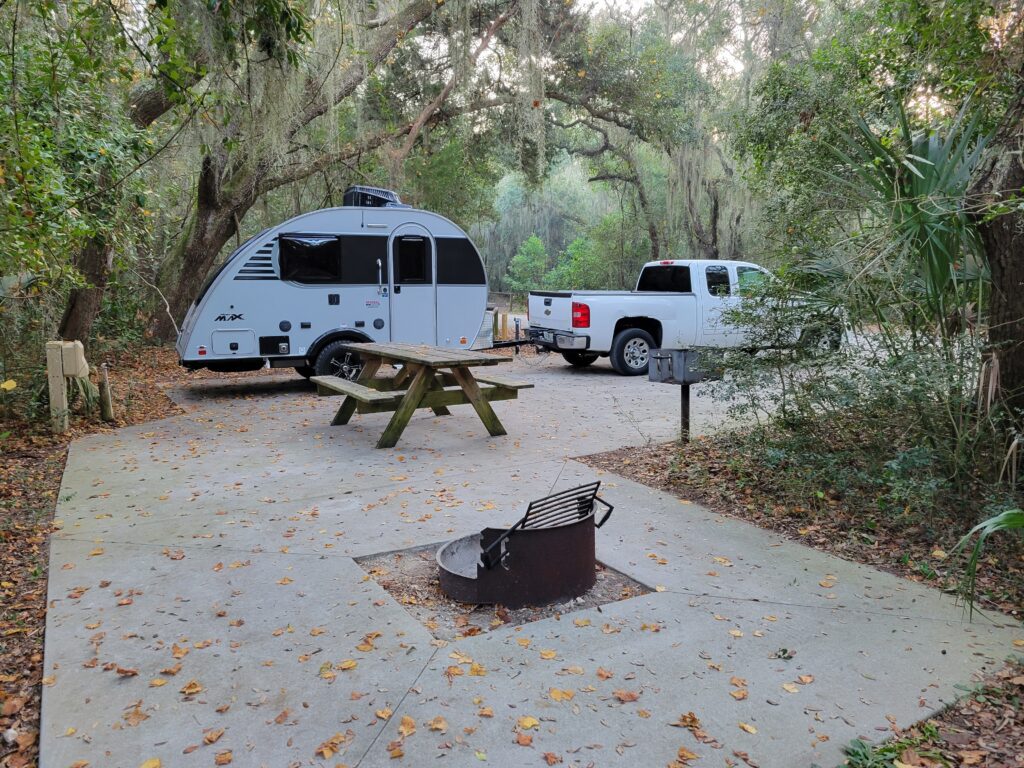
[
  {"x1": 549, "y1": 688, "x2": 575, "y2": 702},
  {"x1": 376, "y1": 708, "x2": 393, "y2": 720},
  {"x1": 729, "y1": 629, "x2": 743, "y2": 638},
  {"x1": 180, "y1": 679, "x2": 203, "y2": 696},
  {"x1": 597, "y1": 667, "x2": 613, "y2": 680},
  {"x1": 797, "y1": 675, "x2": 814, "y2": 685},
  {"x1": 539, "y1": 649, "x2": 557, "y2": 660},
  {"x1": 730, "y1": 689, "x2": 748, "y2": 700},
  {"x1": 542, "y1": 753, "x2": 563, "y2": 765},
  {"x1": 428, "y1": 715, "x2": 448, "y2": 733},
  {"x1": 214, "y1": 750, "x2": 232, "y2": 765},
  {"x1": 149, "y1": 678, "x2": 167, "y2": 688},
  {"x1": 517, "y1": 716, "x2": 540, "y2": 730},
  {"x1": 675, "y1": 746, "x2": 700, "y2": 764},
  {"x1": 738, "y1": 722, "x2": 757, "y2": 734},
  {"x1": 478, "y1": 707, "x2": 494, "y2": 717},
  {"x1": 397, "y1": 715, "x2": 416, "y2": 738},
  {"x1": 469, "y1": 662, "x2": 487, "y2": 676},
  {"x1": 337, "y1": 659, "x2": 358, "y2": 671},
  {"x1": 613, "y1": 689, "x2": 640, "y2": 703},
  {"x1": 515, "y1": 732, "x2": 533, "y2": 746},
  {"x1": 573, "y1": 618, "x2": 591, "y2": 627},
  {"x1": 139, "y1": 760, "x2": 161, "y2": 768},
  {"x1": 204, "y1": 728, "x2": 225, "y2": 744},
  {"x1": 782, "y1": 683, "x2": 800, "y2": 694}
]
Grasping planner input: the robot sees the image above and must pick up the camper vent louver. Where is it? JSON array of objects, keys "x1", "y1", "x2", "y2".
[
  {"x1": 233, "y1": 241, "x2": 277, "y2": 281},
  {"x1": 342, "y1": 185, "x2": 408, "y2": 208}
]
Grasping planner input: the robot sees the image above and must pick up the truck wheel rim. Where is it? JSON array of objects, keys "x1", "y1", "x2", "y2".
[{"x1": 623, "y1": 339, "x2": 649, "y2": 369}]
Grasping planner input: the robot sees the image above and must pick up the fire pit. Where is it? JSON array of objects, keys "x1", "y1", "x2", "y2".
[{"x1": 436, "y1": 482, "x2": 613, "y2": 608}]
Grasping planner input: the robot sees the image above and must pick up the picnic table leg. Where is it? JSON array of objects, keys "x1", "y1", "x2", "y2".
[
  {"x1": 450, "y1": 366, "x2": 507, "y2": 437},
  {"x1": 427, "y1": 374, "x2": 451, "y2": 417},
  {"x1": 331, "y1": 357, "x2": 383, "y2": 426},
  {"x1": 377, "y1": 364, "x2": 431, "y2": 449}
]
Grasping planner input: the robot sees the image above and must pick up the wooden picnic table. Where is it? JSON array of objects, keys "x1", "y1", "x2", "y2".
[{"x1": 311, "y1": 342, "x2": 533, "y2": 449}]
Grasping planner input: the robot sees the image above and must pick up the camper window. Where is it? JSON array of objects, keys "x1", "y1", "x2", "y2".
[
  {"x1": 339, "y1": 235, "x2": 388, "y2": 284},
  {"x1": 394, "y1": 236, "x2": 432, "y2": 284},
  {"x1": 279, "y1": 235, "x2": 342, "y2": 283}
]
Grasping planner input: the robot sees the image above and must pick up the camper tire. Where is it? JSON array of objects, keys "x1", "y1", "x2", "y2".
[
  {"x1": 562, "y1": 352, "x2": 599, "y2": 368},
  {"x1": 314, "y1": 340, "x2": 363, "y2": 380},
  {"x1": 609, "y1": 328, "x2": 654, "y2": 376}
]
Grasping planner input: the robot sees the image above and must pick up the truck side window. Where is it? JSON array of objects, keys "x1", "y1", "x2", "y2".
[
  {"x1": 705, "y1": 265, "x2": 731, "y2": 296},
  {"x1": 394, "y1": 236, "x2": 432, "y2": 284},
  {"x1": 279, "y1": 234, "x2": 342, "y2": 284},
  {"x1": 736, "y1": 266, "x2": 765, "y2": 296},
  {"x1": 636, "y1": 265, "x2": 692, "y2": 292}
]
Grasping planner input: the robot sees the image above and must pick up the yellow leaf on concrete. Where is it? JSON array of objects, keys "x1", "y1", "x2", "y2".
[
  {"x1": 730, "y1": 689, "x2": 748, "y2": 700},
  {"x1": 398, "y1": 715, "x2": 416, "y2": 738},
  {"x1": 139, "y1": 760, "x2": 161, "y2": 768},
  {"x1": 469, "y1": 662, "x2": 487, "y2": 676},
  {"x1": 376, "y1": 708, "x2": 393, "y2": 720},
  {"x1": 549, "y1": 688, "x2": 574, "y2": 702},
  {"x1": 782, "y1": 683, "x2": 800, "y2": 694},
  {"x1": 738, "y1": 722, "x2": 757, "y2": 734},
  {"x1": 428, "y1": 716, "x2": 448, "y2": 733},
  {"x1": 539, "y1": 649, "x2": 557, "y2": 660},
  {"x1": 573, "y1": 618, "x2": 591, "y2": 627},
  {"x1": 517, "y1": 716, "x2": 540, "y2": 730}
]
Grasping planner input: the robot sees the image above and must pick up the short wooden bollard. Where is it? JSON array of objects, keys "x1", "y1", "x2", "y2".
[
  {"x1": 99, "y1": 363, "x2": 115, "y2": 422},
  {"x1": 45, "y1": 340, "x2": 90, "y2": 434}
]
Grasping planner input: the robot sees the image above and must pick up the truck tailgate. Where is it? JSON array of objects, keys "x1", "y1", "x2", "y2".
[{"x1": 528, "y1": 291, "x2": 574, "y2": 331}]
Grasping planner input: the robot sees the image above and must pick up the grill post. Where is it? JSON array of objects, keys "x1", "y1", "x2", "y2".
[{"x1": 680, "y1": 382, "x2": 691, "y2": 443}]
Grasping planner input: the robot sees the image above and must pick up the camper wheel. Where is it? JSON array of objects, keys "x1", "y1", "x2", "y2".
[{"x1": 314, "y1": 340, "x2": 363, "y2": 380}]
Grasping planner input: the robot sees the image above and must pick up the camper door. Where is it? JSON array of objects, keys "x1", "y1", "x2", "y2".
[{"x1": 389, "y1": 225, "x2": 437, "y2": 345}]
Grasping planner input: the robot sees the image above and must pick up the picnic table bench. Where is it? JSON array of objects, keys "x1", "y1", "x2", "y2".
[{"x1": 311, "y1": 342, "x2": 532, "y2": 449}]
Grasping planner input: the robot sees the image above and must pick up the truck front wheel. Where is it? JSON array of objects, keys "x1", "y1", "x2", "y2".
[
  {"x1": 562, "y1": 352, "x2": 599, "y2": 368},
  {"x1": 610, "y1": 329, "x2": 655, "y2": 376}
]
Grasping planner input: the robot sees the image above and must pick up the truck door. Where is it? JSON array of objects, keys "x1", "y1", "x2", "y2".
[
  {"x1": 389, "y1": 224, "x2": 437, "y2": 344},
  {"x1": 700, "y1": 263, "x2": 741, "y2": 347}
]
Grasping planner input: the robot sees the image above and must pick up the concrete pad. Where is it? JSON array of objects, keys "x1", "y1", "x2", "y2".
[{"x1": 41, "y1": 358, "x2": 1023, "y2": 768}]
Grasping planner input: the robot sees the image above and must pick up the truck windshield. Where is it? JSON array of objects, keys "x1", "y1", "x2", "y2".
[{"x1": 636, "y1": 265, "x2": 692, "y2": 292}]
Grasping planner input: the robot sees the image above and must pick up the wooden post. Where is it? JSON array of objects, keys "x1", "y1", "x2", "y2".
[
  {"x1": 492, "y1": 312, "x2": 499, "y2": 342},
  {"x1": 99, "y1": 363, "x2": 115, "y2": 422},
  {"x1": 680, "y1": 383, "x2": 691, "y2": 444},
  {"x1": 499, "y1": 313, "x2": 508, "y2": 340},
  {"x1": 45, "y1": 341, "x2": 69, "y2": 434}
]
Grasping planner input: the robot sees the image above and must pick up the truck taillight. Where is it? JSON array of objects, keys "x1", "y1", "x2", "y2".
[{"x1": 571, "y1": 301, "x2": 590, "y2": 328}]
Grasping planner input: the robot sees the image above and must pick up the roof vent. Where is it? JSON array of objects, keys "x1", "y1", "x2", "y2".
[{"x1": 342, "y1": 185, "x2": 408, "y2": 208}]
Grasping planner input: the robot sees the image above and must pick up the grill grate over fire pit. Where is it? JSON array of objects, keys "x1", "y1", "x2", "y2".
[{"x1": 436, "y1": 482, "x2": 613, "y2": 609}]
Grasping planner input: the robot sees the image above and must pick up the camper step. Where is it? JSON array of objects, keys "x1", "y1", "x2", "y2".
[
  {"x1": 310, "y1": 376, "x2": 402, "y2": 403},
  {"x1": 471, "y1": 373, "x2": 534, "y2": 390}
]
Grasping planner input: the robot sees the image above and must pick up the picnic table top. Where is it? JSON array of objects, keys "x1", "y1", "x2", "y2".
[{"x1": 339, "y1": 342, "x2": 511, "y2": 367}]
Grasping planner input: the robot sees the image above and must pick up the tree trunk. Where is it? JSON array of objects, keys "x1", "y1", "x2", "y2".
[
  {"x1": 971, "y1": 75, "x2": 1024, "y2": 413},
  {"x1": 58, "y1": 234, "x2": 113, "y2": 342},
  {"x1": 150, "y1": 153, "x2": 250, "y2": 341}
]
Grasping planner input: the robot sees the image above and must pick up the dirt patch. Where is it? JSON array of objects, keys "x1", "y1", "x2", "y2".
[
  {"x1": 357, "y1": 544, "x2": 650, "y2": 641},
  {"x1": 579, "y1": 438, "x2": 1024, "y2": 621}
]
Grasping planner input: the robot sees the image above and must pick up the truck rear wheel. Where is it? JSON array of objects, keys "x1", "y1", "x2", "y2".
[
  {"x1": 562, "y1": 352, "x2": 599, "y2": 368},
  {"x1": 314, "y1": 341, "x2": 363, "y2": 380},
  {"x1": 610, "y1": 329, "x2": 654, "y2": 376}
]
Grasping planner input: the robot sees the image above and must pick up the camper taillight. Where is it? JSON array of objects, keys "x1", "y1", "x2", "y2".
[{"x1": 197, "y1": 346, "x2": 207, "y2": 356}]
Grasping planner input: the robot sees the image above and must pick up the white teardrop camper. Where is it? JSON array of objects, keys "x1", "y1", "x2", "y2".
[{"x1": 175, "y1": 186, "x2": 488, "y2": 378}]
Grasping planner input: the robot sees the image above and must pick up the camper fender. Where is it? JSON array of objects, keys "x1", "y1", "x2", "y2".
[{"x1": 306, "y1": 328, "x2": 375, "y2": 364}]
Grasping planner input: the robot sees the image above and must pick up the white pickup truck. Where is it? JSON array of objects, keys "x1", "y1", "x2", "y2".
[{"x1": 527, "y1": 259, "x2": 772, "y2": 375}]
